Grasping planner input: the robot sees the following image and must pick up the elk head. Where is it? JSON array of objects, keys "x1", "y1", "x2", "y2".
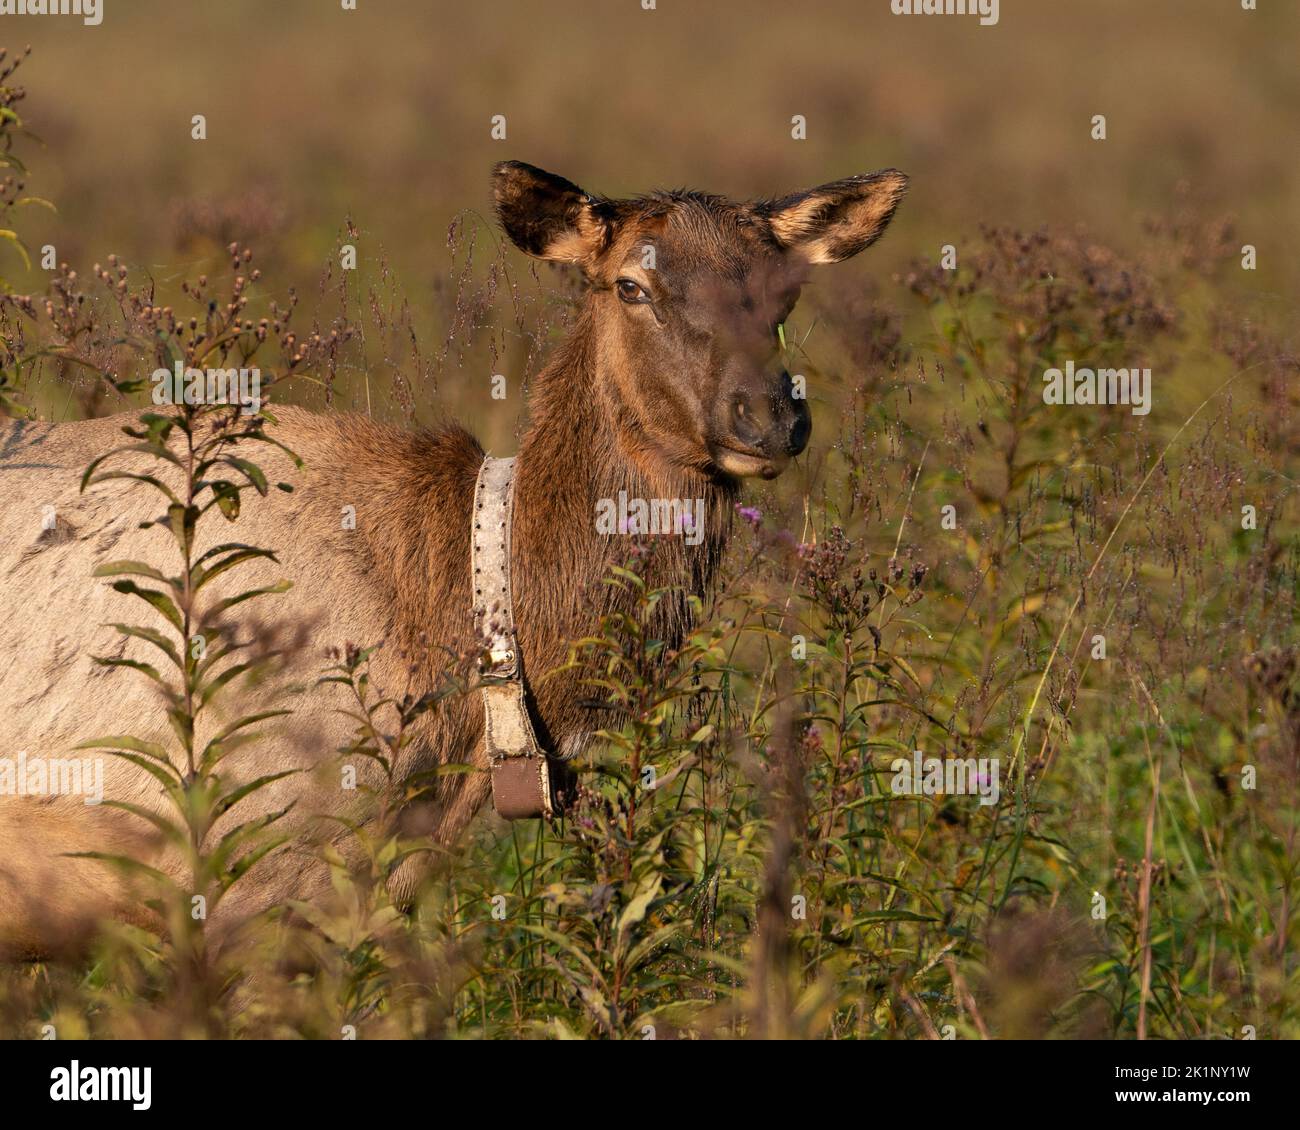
[{"x1": 493, "y1": 160, "x2": 907, "y2": 483}]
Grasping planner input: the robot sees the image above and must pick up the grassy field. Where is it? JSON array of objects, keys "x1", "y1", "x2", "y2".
[{"x1": 0, "y1": 1, "x2": 1296, "y2": 1039}]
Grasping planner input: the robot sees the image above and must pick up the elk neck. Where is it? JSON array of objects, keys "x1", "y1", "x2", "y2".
[{"x1": 511, "y1": 297, "x2": 736, "y2": 654}]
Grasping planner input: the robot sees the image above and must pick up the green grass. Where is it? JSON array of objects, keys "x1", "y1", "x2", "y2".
[{"x1": 1, "y1": 20, "x2": 1297, "y2": 1039}]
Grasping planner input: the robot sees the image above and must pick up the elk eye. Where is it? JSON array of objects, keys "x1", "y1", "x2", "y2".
[{"x1": 616, "y1": 278, "x2": 648, "y2": 304}]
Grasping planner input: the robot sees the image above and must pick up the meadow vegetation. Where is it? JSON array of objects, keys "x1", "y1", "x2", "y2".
[{"x1": 0, "y1": 6, "x2": 1296, "y2": 1039}]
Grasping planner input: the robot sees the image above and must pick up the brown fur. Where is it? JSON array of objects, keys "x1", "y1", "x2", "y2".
[{"x1": 0, "y1": 162, "x2": 905, "y2": 955}]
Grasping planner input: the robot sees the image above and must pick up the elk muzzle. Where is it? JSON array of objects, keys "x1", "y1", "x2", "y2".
[{"x1": 710, "y1": 370, "x2": 810, "y2": 479}]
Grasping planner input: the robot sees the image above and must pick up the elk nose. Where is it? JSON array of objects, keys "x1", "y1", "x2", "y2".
[
  {"x1": 730, "y1": 375, "x2": 810, "y2": 456},
  {"x1": 729, "y1": 392, "x2": 766, "y2": 447},
  {"x1": 787, "y1": 398, "x2": 811, "y2": 455}
]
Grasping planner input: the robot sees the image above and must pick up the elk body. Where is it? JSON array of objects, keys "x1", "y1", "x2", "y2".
[{"x1": 0, "y1": 162, "x2": 905, "y2": 955}]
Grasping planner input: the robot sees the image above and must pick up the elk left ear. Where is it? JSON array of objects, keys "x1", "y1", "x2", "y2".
[{"x1": 759, "y1": 170, "x2": 909, "y2": 264}]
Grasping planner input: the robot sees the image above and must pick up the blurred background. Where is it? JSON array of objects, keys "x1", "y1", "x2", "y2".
[{"x1": 8, "y1": 0, "x2": 1298, "y2": 437}]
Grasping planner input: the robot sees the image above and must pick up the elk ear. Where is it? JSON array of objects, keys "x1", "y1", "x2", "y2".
[
  {"x1": 759, "y1": 170, "x2": 908, "y2": 265},
  {"x1": 493, "y1": 161, "x2": 615, "y2": 268}
]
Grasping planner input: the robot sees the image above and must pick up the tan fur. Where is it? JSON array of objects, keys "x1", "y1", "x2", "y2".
[
  {"x1": 0, "y1": 323, "x2": 733, "y2": 957},
  {"x1": 761, "y1": 170, "x2": 909, "y2": 264},
  {"x1": 0, "y1": 163, "x2": 904, "y2": 956}
]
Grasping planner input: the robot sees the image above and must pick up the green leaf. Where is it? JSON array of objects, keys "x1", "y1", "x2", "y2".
[
  {"x1": 93, "y1": 560, "x2": 168, "y2": 582},
  {"x1": 14, "y1": 195, "x2": 57, "y2": 213},
  {"x1": 97, "y1": 750, "x2": 183, "y2": 795},
  {"x1": 106, "y1": 623, "x2": 183, "y2": 670},
  {"x1": 212, "y1": 770, "x2": 298, "y2": 820},
  {"x1": 207, "y1": 578, "x2": 292, "y2": 616},
  {"x1": 82, "y1": 468, "x2": 181, "y2": 507},
  {"x1": 222, "y1": 834, "x2": 290, "y2": 890},
  {"x1": 74, "y1": 734, "x2": 172, "y2": 763},
  {"x1": 109, "y1": 580, "x2": 184, "y2": 633},
  {"x1": 197, "y1": 660, "x2": 258, "y2": 708},
  {"x1": 220, "y1": 455, "x2": 269, "y2": 495},
  {"x1": 166, "y1": 503, "x2": 199, "y2": 558},
  {"x1": 192, "y1": 545, "x2": 278, "y2": 592},
  {"x1": 93, "y1": 656, "x2": 168, "y2": 687},
  {"x1": 0, "y1": 228, "x2": 31, "y2": 271},
  {"x1": 616, "y1": 872, "x2": 664, "y2": 946},
  {"x1": 200, "y1": 709, "x2": 292, "y2": 767},
  {"x1": 212, "y1": 482, "x2": 240, "y2": 520},
  {"x1": 99, "y1": 800, "x2": 189, "y2": 850}
]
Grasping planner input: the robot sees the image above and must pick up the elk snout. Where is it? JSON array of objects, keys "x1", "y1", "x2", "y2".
[{"x1": 712, "y1": 371, "x2": 811, "y2": 480}]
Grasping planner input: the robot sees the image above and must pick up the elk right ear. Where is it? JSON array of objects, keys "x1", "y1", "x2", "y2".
[{"x1": 493, "y1": 161, "x2": 614, "y2": 268}]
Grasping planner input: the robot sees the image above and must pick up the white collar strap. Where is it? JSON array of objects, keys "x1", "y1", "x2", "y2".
[{"x1": 471, "y1": 455, "x2": 554, "y2": 819}]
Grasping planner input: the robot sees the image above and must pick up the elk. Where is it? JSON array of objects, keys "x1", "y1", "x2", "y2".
[{"x1": 0, "y1": 161, "x2": 906, "y2": 955}]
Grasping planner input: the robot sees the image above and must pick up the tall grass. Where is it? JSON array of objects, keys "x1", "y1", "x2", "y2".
[{"x1": 1, "y1": 47, "x2": 1296, "y2": 1040}]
